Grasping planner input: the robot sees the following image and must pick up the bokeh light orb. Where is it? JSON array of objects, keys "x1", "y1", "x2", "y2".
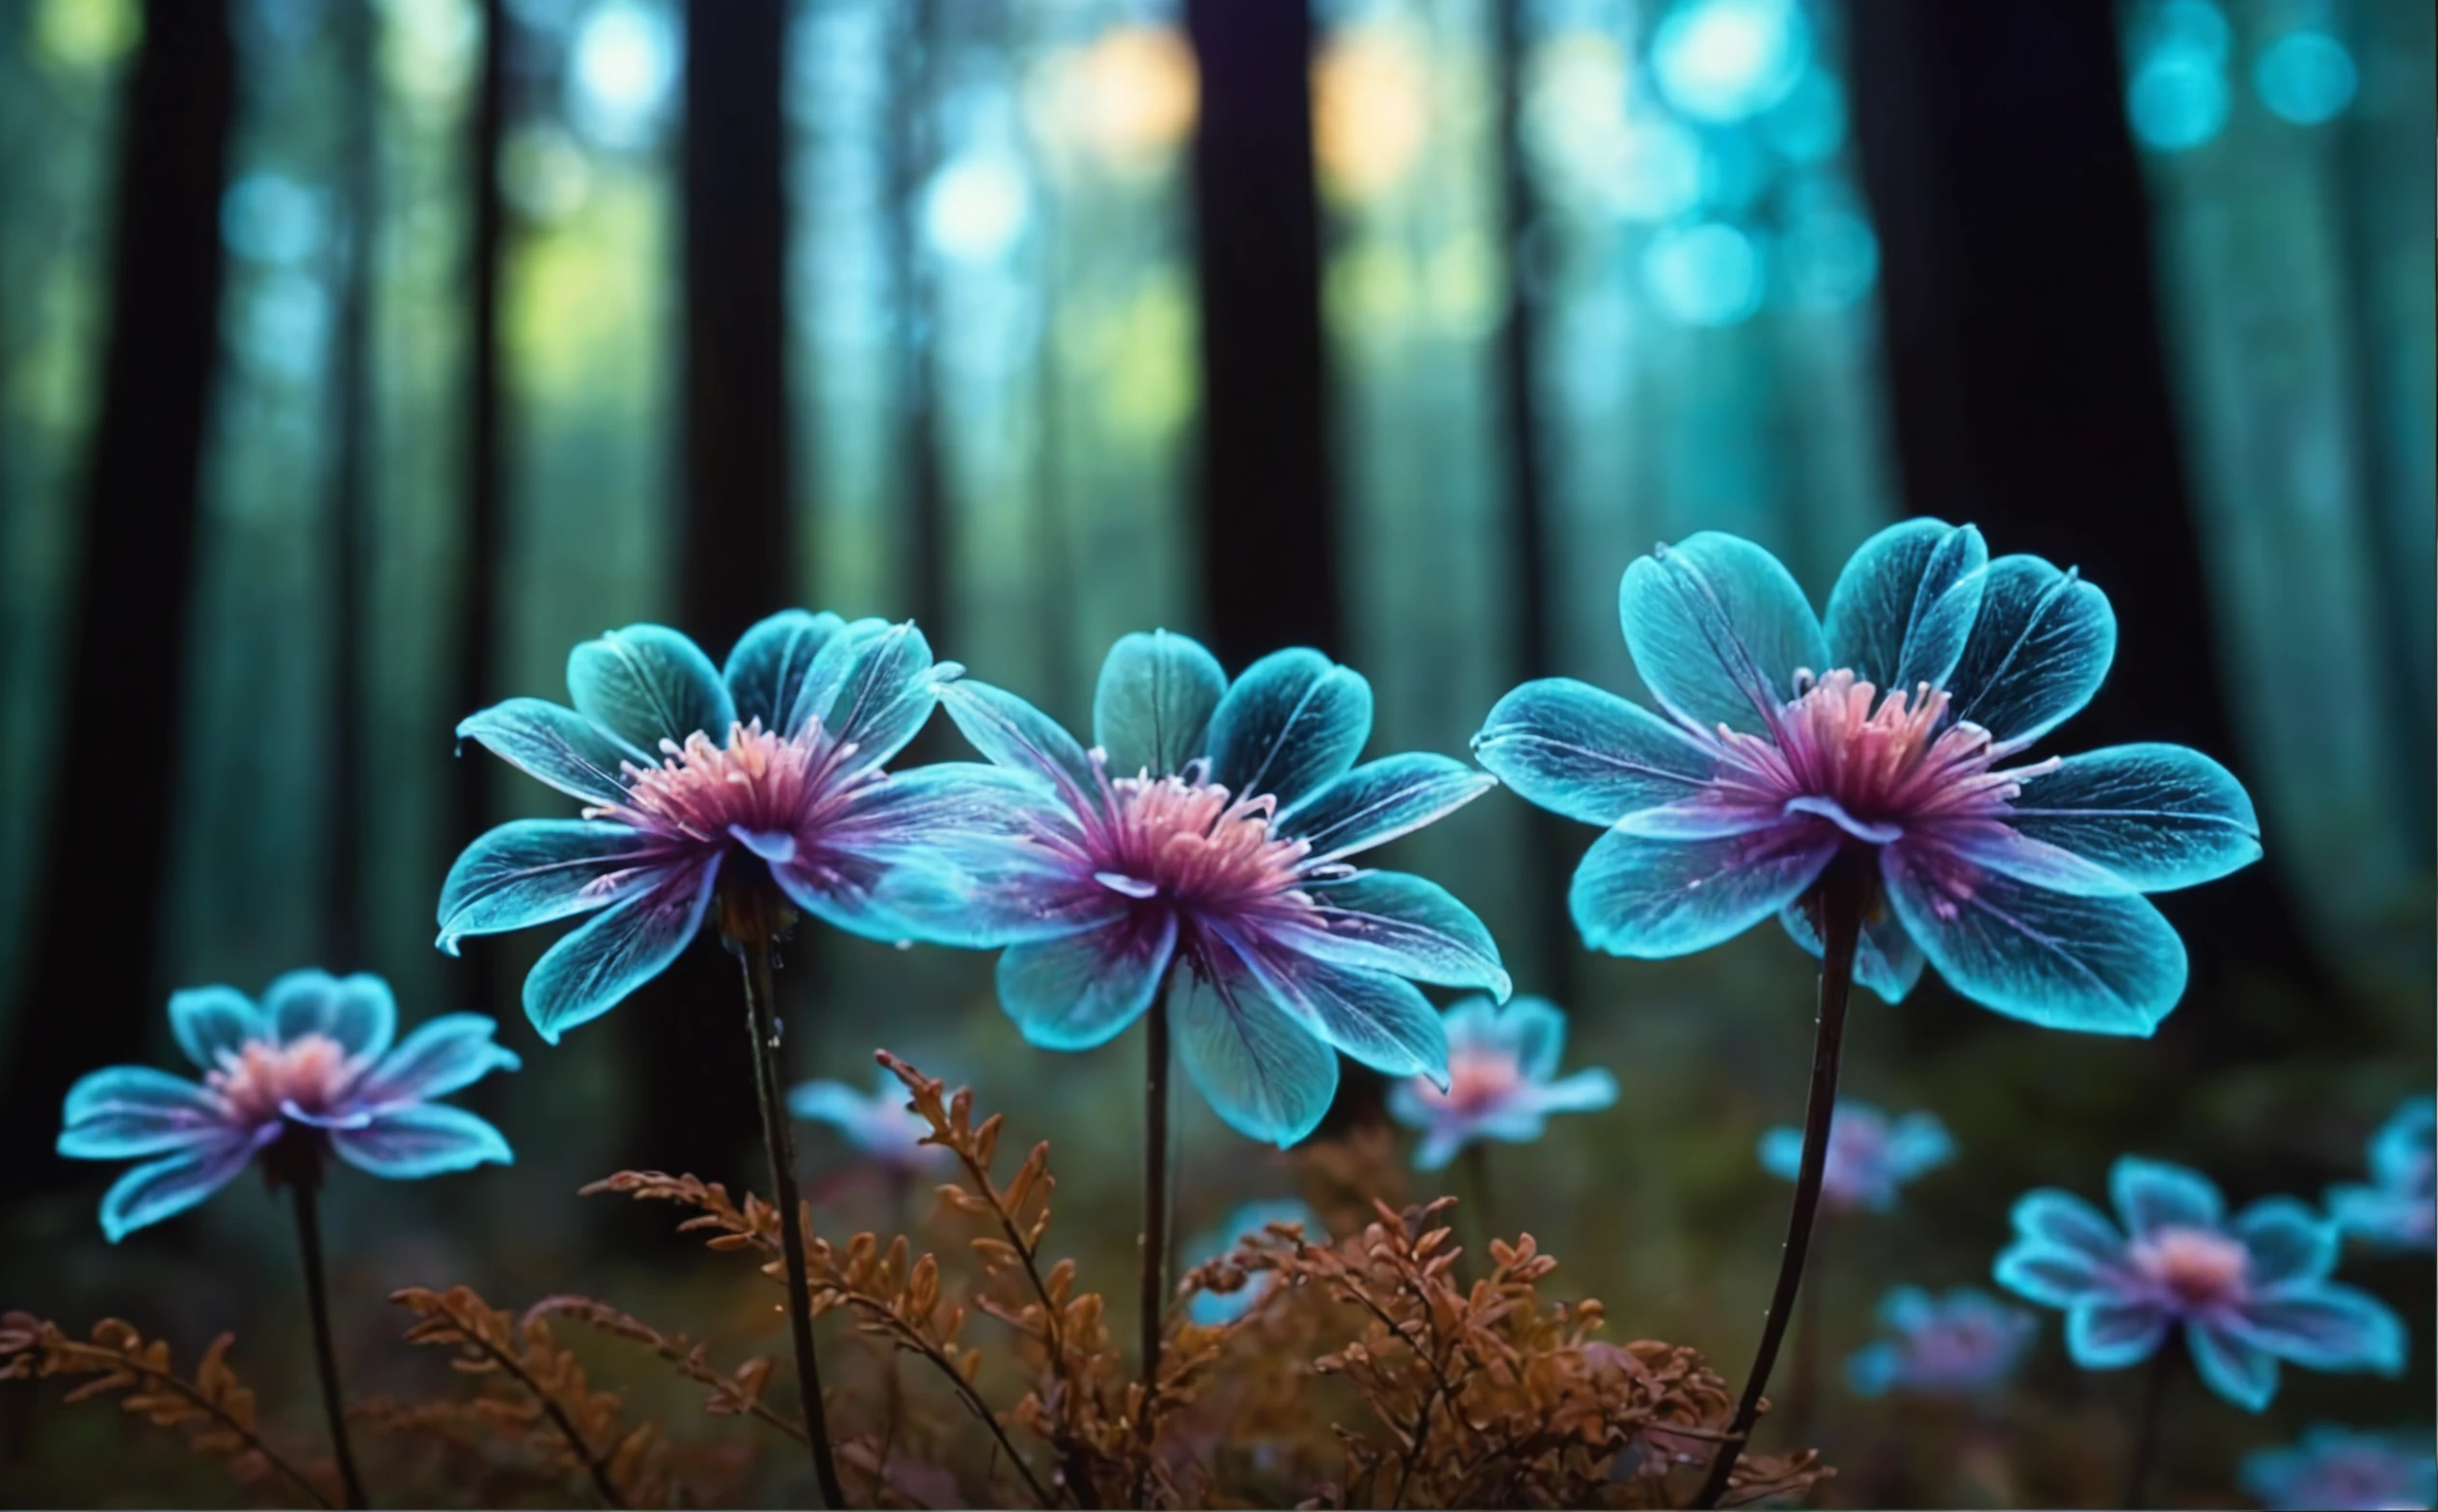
[
  {"x1": 1314, "y1": 23, "x2": 1432, "y2": 201},
  {"x1": 2126, "y1": 52, "x2": 2229, "y2": 151},
  {"x1": 1642, "y1": 220, "x2": 1764, "y2": 327},
  {"x1": 221, "y1": 173, "x2": 326, "y2": 266},
  {"x1": 925, "y1": 153, "x2": 1030, "y2": 266},
  {"x1": 569, "y1": 2, "x2": 678, "y2": 149},
  {"x1": 1780, "y1": 205, "x2": 1877, "y2": 309},
  {"x1": 1650, "y1": 0, "x2": 1811, "y2": 124},
  {"x1": 2254, "y1": 31, "x2": 2357, "y2": 125}
]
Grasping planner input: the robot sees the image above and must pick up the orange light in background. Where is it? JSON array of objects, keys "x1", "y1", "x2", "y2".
[
  {"x1": 1030, "y1": 25, "x2": 1200, "y2": 177},
  {"x1": 1312, "y1": 24, "x2": 1430, "y2": 203}
]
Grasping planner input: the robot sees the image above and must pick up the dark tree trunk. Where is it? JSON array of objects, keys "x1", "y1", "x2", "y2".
[
  {"x1": 1846, "y1": 0, "x2": 2334, "y2": 1038},
  {"x1": 324, "y1": 0, "x2": 378, "y2": 971},
  {"x1": 1182, "y1": 0, "x2": 1368, "y2": 1135},
  {"x1": 0, "y1": 0, "x2": 236, "y2": 1195},
  {"x1": 623, "y1": 0, "x2": 797, "y2": 1185}
]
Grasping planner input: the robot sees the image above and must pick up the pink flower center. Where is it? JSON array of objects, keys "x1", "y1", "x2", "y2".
[
  {"x1": 1090, "y1": 761, "x2": 1312, "y2": 913},
  {"x1": 588, "y1": 718, "x2": 855, "y2": 854},
  {"x1": 206, "y1": 1034, "x2": 358, "y2": 1125},
  {"x1": 1820, "y1": 1116, "x2": 1888, "y2": 1206},
  {"x1": 1418, "y1": 1048, "x2": 1524, "y2": 1117},
  {"x1": 2128, "y1": 1224, "x2": 2250, "y2": 1309},
  {"x1": 1710, "y1": 670, "x2": 2054, "y2": 838}
]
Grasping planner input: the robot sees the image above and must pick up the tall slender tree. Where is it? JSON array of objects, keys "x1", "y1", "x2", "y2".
[
  {"x1": 0, "y1": 0, "x2": 238, "y2": 1195},
  {"x1": 1845, "y1": 0, "x2": 2332, "y2": 1030},
  {"x1": 324, "y1": 0, "x2": 378, "y2": 972}
]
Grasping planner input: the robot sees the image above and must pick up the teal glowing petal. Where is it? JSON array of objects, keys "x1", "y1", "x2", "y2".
[
  {"x1": 1277, "y1": 754, "x2": 1496, "y2": 865},
  {"x1": 1205, "y1": 649, "x2": 1373, "y2": 811},
  {"x1": 2064, "y1": 1296, "x2": 2168, "y2": 1369},
  {"x1": 331, "y1": 1103, "x2": 514, "y2": 1179},
  {"x1": 2109, "y1": 1156, "x2": 2224, "y2": 1236},
  {"x1": 1777, "y1": 896, "x2": 1925, "y2": 1003},
  {"x1": 722, "y1": 608, "x2": 848, "y2": 735},
  {"x1": 802, "y1": 620, "x2": 943, "y2": 772},
  {"x1": 435, "y1": 820, "x2": 674, "y2": 954},
  {"x1": 1882, "y1": 845, "x2": 2186, "y2": 1035},
  {"x1": 356, "y1": 1014, "x2": 522, "y2": 1107},
  {"x1": 1570, "y1": 822, "x2": 1836, "y2": 958},
  {"x1": 2006, "y1": 743, "x2": 2261, "y2": 892},
  {"x1": 2011, "y1": 1186, "x2": 2124, "y2": 1260},
  {"x1": 521, "y1": 856, "x2": 721, "y2": 1043},
  {"x1": 2231, "y1": 1199, "x2": 2338, "y2": 1288},
  {"x1": 1093, "y1": 629, "x2": 1227, "y2": 778},
  {"x1": 264, "y1": 970, "x2": 396, "y2": 1061},
  {"x1": 2226, "y1": 1286, "x2": 2407, "y2": 1375},
  {"x1": 1295, "y1": 870, "x2": 1510, "y2": 1000},
  {"x1": 1943, "y1": 554, "x2": 2116, "y2": 752},
  {"x1": 1229, "y1": 944, "x2": 1448, "y2": 1081},
  {"x1": 1470, "y1": 677, "x2": 1712, "y2": 827},
  {"x1": 167, "y1": 986, "x2": 266, "y2": 1069},
  {"x1": 1822, "y1": 517, "x2": 1988, "y2": 694},
  {"x1": 567, "y1": 624, "x2": 736, "y2": 751},
  {"x1": 58, "y1": 1067, "x2": 228, "y2": 1159},
  {"x1": 995, "y1": 912, "x2": 1177, "y2": 1051},
  {"x1": 2187, "y1": 1319, "x2": 2279, "y2": 1411},
  {"x1": 455, "y1": 696, "x2": 651, "y2": 807},
  {"x1": 1171, "y1": 966, "x2": 1339, "y2": 1148},
  {"x1": 937, "y1": 677, "x2": 1102, "y2": 799},
  {"x1": 1618, "y1": 531, "x2": 1828, "y2": 735},
  {"x1": 98, "y1": 1136, "x2": 261, "y2": 1243}
]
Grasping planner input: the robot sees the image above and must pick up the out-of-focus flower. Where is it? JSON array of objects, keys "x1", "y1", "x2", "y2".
[
  {"x1": 2329, "y1": 1096, "x2": 2435, "y2": 1253},
  {"x1": 1846, "y1": 1285, "x2": 2037, "y2": 1397},
  {"x1": 917, "y1": 631, "x2": 1508, "y2": 1147},
  {"x1": 1185, "y1": 1200, "x2": 1320, "y2": 1325},
  {"x1": 1992, "y1": 1155, "x2": 2406, "y2": 1411},
  {"x1": 788, "y1": 1070, "x2": 948, "y2": 1171},
  {"x1": 439, "y1": 612, "x2": 1034, "y2": 1042},
  {"x1": 1386, "y1": 995, "x2": 1615, "y2": 1170},
  {"x1": 1473, "y1": 521, "x2": 2262, "y2": 1033},
  {"x1": 56, "y1": 971, "x2": 518, "y2": 1242},
  {"x1": 1757, "y1": 1100, "x2": 1951, "y2": 1214},
  {"x1": 2238, "y1": 1424, "x2": 2437, "y2": 1511}
]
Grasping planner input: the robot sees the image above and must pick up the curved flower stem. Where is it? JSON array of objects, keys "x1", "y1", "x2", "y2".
[
  {"x1": 2124, "y1": 1338, "x2": 2181, "y2": 1509},
  {"x1": 735, "y1": 901, "x2": 849, "y2": 1510},
  {"x1": 1692, "y1": 851, "x2": 1869, "y2": 1510},
  {"x1": 1138, "y1": 964, "x2": 1178, "y2": 1394},
  {"x1": 290, "y1": 1176, "x2": 369, "y2": 1509}
]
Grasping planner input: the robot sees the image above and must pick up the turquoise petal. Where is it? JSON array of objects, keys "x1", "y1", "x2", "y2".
[
  {"x1": 1294, "y1": 870, "x2": 1510, "y2": 999},
  {"x1": 2227, "y1": 1285, "x2": 2407, "y2": 1374},
  {"x1": 1944, "y1": 555, "x2": 2116, "y2": 752},
  {"x1": 58, "y1": 1067, "x2": 226, "y2": 1159},
  {"x1": 2064, "y1": 1297, "x2": 2168, "y2": 1369},
  {"x1": 99, "y1": 1135, "x2": 259, "y2": 1243},
  {"x1": 1569, "y1": 822, "x2": 1837, "y2": 958},
  {"x1": 1822, "y1": 518, "x2": 1988, "y2": 693},
  {"x1": 1777, "y1": 897, "x2": 1926, "y2": 1004},
  {"x1": 1993, "y1": 1241, "x2": 2112, "y2": 1309},
  {"x1": 2188, "y1": 1319, "x2": 2279, "y2": 1411},
  {"x1": 723, "y1": 609, "x2": 847, "y2": 735},
  {"x1": 1093, "y1": 630, "x2": 1227, "y2": 778},
  {"x1": 1205, "y1": 649, "x2": 1372, "y2": 812},
  {"x1": 799, "y1": 620, "x2": 941, "y2": 771},
  {"x1": 1172, "y1": 965, "x2": 1340, "y2": 1148},
  {"x1": 332, "y1": 1104, "x2": 514, "y2": 1179},
  {"x1": 356, "y1": 1015, "x2": 521, "y2": 1107},
  {"x1": 1471, "y1": 677, "x2": 1713, "y2": 827},
  {"x1": 1618, "y1": 532, "x2": 1828, "y2": 735},
  {"x1": 1277, "y1": 754, "x2": 1496, "y2": 864},
  {"x1": 1229, "y1": 942, "x2": 1448, "y2": 1080},
  {"x1": 167, "y1": 986, "x2": 266, "y2": 1068},
  {"x1": 2233, "y1": 1198, "x2": 2339, "y2": 1288},
  {"x1": 456, "y1": 697, "x2": 651, "y2": 807},
  {"x1": 937, "y1": 678, "x2": 1101, "y2": 800},
  {"x1": 436, "y1": 820, "x2": 677, "y2": 955},
  {"x1": 2006, "y1": 743, "x2": 2262, "y2": 892},
  {"x1": 522, "y1": 855, "x2": 721, "y2": 1043},
  {"x1": 264, "y1": 970, "x2": 396, "y2": 1061},
  {"x1": 1882, "y1": 843, "x2": 2186, "y2": 1034},
  {"x1": 567, "y1": 624, "x2": 735, "y2": 752},
  {"x1": 995, "y1": 912, "x2": 1177, "y2": 1051},
  {"x1": 2108, "y1": 1156, "x2": 2224, "y2": 1236},
  {"x1": 2013, "y1": 1187, "x2": 2126, "y2": 1259}
]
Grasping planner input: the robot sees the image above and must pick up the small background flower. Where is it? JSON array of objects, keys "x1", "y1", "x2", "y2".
[
  {"x1": 1993, "y1": 1155, "x2": 2407, "y2": 1411},
  {"x1": 789, "y1": 1070, "x2": 949, "y2": 1172},
  {"x1": 2238, "y1": 1424, "x2": 2438, "y2": 1512},
  {"x1": 2329, "y1": 1096, "x2": 2435, "y2": 1253},
  {"x1": 1757, "y1": 1100, "x2": 1952, "y2": 1214},
  {"x1": 1386, "y1": 995, "x2": 1615, "y2": 1170},
  {"x1": 1184, "y1": 1200, "x2": 1321, "y2": 1325},
  {"x1": 1846, "y1": 1285, "x2": 2038, "y2": 1397},
  {"x1": 56, "y1": 971, "x2": 518, "y2": 1241}
]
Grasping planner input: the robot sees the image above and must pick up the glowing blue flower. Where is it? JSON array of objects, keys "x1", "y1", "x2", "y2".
[
  {"x1": 1386, "y1": 995, "x2": 1615, "y2": 1170},
  {"x1": 1184, "y1": 1200, "x2": 1320, "y2": 1325},
  {"x1": 2328, "y1": 1096, "x2": 2434, "y2": 1253},
  {"x1": 2239, "y1": 1424, "x2": 2437, "y2": 1512},
  {"x1": 1847, "y1": 1285, "x2": 2037, "y2": 1397},
  {"x1": 1757, "y1": 1100, "x2": 1951, "y2": 1214},
  {"x1": 439, "y1": 613, "x2": 1029, "y2": 1042},
  {"x1": 1992, "y1": 1156, "x2": 2406, "y2": 1411},
  {"x1": 1473, "y1": 521, "x2": 2262, "y2": 1034},
  {"x1": 56, "y1": 970, "x2": 519, "y2": 1242},
  {"x1": 918, "y1": 631, "x2": 1508, "y2": 1148},
  {"x1": 788, "y1": 1070, "x2": 947, "y2": 1172}
]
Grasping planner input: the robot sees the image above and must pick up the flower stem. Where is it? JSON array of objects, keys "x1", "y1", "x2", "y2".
[
  {"x1": 289, "y1": 1176, "x2": 369, "y2": 1509},
  {"x1": 735, "y1": 902, "x2": 849, "y2": 1510},
  {"x1": 1691, "y1": 850, "x2": 1869, "y2": 1510},
  {"x1": 2124, "y1": 1338, "x2": 2181, "y2": 1509},
  {"x1": 1139, "y1": 967, "x2": 1176, "y2": 1394}
]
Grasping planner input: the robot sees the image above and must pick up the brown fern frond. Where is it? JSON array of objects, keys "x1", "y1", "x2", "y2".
[
  {"x1": 0, "y1": 1310, "x2": 331, "y2": 1507},
  {"x1": 521, "y1": 1292, "x2": 803, "y2": 1445}
]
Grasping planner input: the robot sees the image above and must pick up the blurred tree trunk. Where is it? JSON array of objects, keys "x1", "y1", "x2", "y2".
[
  {"x1": 1183, "y1": 0, "x2": 1373, "y2": 1136},
  {"x1": 0, "y1": 0, "x2": 236, "y2": 1196},
  {"x1": 1846, "y1": 0, "x2": 2335, "y2": 1039},
  {"x1": 324, "y1": 0, "x2": 378, "y2": 971},
  {"x1": 890, "y1": 0, "x2": 948, "y2": 656},
  {"x1": 623, "y1": 0, "x2": 797, "y2": 1185}
]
